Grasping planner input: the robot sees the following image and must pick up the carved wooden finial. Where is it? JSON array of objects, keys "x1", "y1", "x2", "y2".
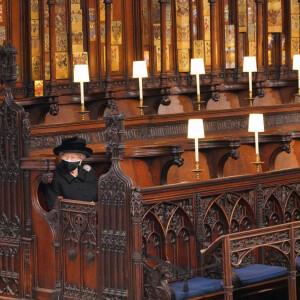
[{"x1": 103, "y1": 100, "x2": 125, "y2": 159}]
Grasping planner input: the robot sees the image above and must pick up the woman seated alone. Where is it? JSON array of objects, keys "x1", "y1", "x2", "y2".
[{"x1": 46, "y1": 137, "x2": 98, "y2": 210}]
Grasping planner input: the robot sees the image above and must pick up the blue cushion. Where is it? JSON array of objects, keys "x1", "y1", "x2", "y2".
[
  {"x1": 297, "y1": 256, "x2": 300, "y2": 266},
  {"x1": 170, "y1": 277, "x2": 223, "y2": 300},
  {"x1": 234, "y1": 264, "x2": 287, "y2": 286}
]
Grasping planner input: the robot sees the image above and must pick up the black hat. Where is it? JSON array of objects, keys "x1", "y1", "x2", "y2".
[{"x1": 53, "y1": 137, "x2": 93, "y2": 158}]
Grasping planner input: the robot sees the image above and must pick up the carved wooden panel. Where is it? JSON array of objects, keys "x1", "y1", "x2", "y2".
[
  {"x1": 263, "y1": 185, "x2": 300, "y2": 226},
  {"x1": 0, "y1": 86, "x2": 31, "y2": 298},
  {"x1": 203, "y1": 193, "x2": 255, "y2": 244},
  {"x1": 143, "y1": 200, "x2": 195, "y2": 280},
  {"x1": 60, "y1": 200, "x2": 97, "y2": 299}
]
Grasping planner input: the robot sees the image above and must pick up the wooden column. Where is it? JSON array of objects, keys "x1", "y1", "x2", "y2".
[
  {"x1": 223, "y1": 237, "x2": 233, "y2": 300},
  {"x1": 133, "y1": 0, "x2": 143, "y2": 60},
  {"x1": 104, "y1": 0, "x2": 113, "y2": 97},
  {"x1": 48, "y1": 0, "x2": 56, "y2": 95},
  {"x1": 159, "y1": 0, "x2": 170, "y2": 105},
  {"x1": 209, "y1": 0, "x2": 220, "y2": 83},
  {"x1": 159, "y1": 0, "x2": 167, "y2": 86},
  {"x1": 131, "y1": 188, "x2": 144, "y2": 300},
  {"x1": 255, "y1": 0, "x2": 264, "y2": 80},
  {"x1": 288, "y1": 223, "x2": 297, "y2": 300},
  {"x1": 88, "y1": 0, "x2": 99, "y2": 84}
]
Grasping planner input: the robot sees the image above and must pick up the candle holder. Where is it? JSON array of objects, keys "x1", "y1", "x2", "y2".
[
  {"x1": 133, "y1": 61, "x2": 148, "y2": 116},
  {"x1": 77, "y1": 103, "x2": 90, "y2": 121},
  {"x1": 252, "y1": 154, "x2": 264, "y2": 173},
  {"x1": 246, "y1": 91, "x2": 255, "y2": 107},
  {"x1": 243, "y1": 56, "x2": 257, "y2": 107},
  {"x1": 188, "y1": 119, "x2": 205, "y2": 181},
  {"x1": 137, "y1": 97, "x2": 147, "y2": 116},
  {"x1": 74, "y1": 64, "x2": 90, "y2": 121},
  {"x1": 190, "y1": 58, "x2": 205, "y2": 111},
  {"x1": 190, "y1": 161, "x2": 204, "y2": 180},
  {"x1": 248, "y1": 113, "x2": 264, "y2": 173},
  {"x1": 194, "y1": 94, "x2": 206, "y2": 111}
]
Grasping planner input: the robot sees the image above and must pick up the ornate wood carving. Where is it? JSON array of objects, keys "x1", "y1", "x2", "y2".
[
  {"x1": 0, "y1": 44, "x2": 32, "y2": 299},
  {"x1": 0, "y1": 243, "x2": 19, "y2": 296},
  {"x1": 102, "y1": 287, "x2": 128, "y2": 300},
  {"x1": 101, "y1": 230, "x2": 126, "y2": 253},
  {"x1": 99, "y1": 101, "x2": 140, "y2": 299},
  {"x1": 60, "y1": 200, "x2": 97, "y2": 298}
]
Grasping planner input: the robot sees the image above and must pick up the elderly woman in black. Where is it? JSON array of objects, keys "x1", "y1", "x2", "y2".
[{"x1": 46, "y1": 137, "x2": 98, "y2": 210}]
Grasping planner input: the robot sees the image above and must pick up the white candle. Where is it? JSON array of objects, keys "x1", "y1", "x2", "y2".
[
  {"x1": 195, "y1": 138, "x2": 199, "y2": 162},
  {"x1": 139, "y1": 77, "x2": 143, "y2": 100},
  {"x1": 249, "y1": 71, "x2": 252, "y2": 92},
  {"x1": 255, "y1": 131, "x2": 259, "y2": 155},
  {"x1": 196, "y1": 74, "x2": 200, "y2": 96},
  {"x1": 80, "y1": 81, "x2": 84, "y2": 105}
]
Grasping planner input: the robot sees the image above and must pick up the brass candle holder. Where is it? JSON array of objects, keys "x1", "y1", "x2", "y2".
[
  {"x1": 249, "y1": 114, "x2": 265, "y2": 173},
  {"x1": 77, "y1": 103, "x2": 90, "y2": 121},
  {"x1": 133, "y1": 61, "x2": 148, "y2": 116},
  {"x1": 252, "y1": 154, "x2": 264, "y2": 173},
  {"x1": 190, "y1": 58, "x2": 205, "y2": 111},
  {"x1": 74, "y1": 64, "x2": 90, "y2": 121},
  {"x1": 247, "y1": 90, "x2": 255, "y2": 107},
  {"x1": 243, "y1": 56, "x2": 257, "y2": 107},
  {"x1": 190, "y1": 161, "x2": 203, "y2": 180},
  {"x1": 194, "y1": 94, "x2": 205, "y2": 111},
  {"x1": 137, "y1": 98, "x2": 147, "y2": 116},
  {"x1": 188, "y1": 119, "x2": 205, "y2": 181}
]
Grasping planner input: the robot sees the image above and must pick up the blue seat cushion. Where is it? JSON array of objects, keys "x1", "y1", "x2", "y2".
[
  {"x1": 170, "y1": 277, "x2": 223, "y2": 300},
  {"x1": 234, "y1": 264, "x2": 287, "y2": 286},
  {"x1": 296, "y1": 256, "x2": 300, "y2": 266},
  {"x1": 296, "y1": 256, "x2": 300, "y2": 272}
]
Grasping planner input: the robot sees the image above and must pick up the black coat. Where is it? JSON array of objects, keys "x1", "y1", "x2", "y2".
[{"x1": 46, "y1": 162, "x2": 98, "y2": 210}]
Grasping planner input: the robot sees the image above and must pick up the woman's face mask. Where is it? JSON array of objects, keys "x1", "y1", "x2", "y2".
[
  {"x1": 60, "y1": 153, "x2": 83, "y2": 173},
  {"x1": 61, "y1": 159, "x2": 80, "y2": 172}
]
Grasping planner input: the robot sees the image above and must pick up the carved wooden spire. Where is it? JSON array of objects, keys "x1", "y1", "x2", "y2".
[
  {"x1": 0, "y1": 42, "x2": 17, "y2": 87},
  {"x1": 103, "y1": 100, "x2": 125, "y2": 159}
]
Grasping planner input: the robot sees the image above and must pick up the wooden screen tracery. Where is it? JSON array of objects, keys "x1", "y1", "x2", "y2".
[
  {"x1": 203, "y1": 193, "x2": 255, "y2": 244},
  {"x1": 142, "y1": 212, "x2": 165, "y2": 265},
  {"x1": 142, "y1": 201, "x2": 195, "y2": 280},
  {"x1": 263, "y1": 184, "x2": 300, "y2": 226}
]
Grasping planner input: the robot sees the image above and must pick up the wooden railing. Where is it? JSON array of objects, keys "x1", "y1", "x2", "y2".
[
  {"x1": 140, "y1": 168, "x2": 300, "y2": 299},
  {"x1": 201, "y1": 221, "x2": 300, "y2": 300}
]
